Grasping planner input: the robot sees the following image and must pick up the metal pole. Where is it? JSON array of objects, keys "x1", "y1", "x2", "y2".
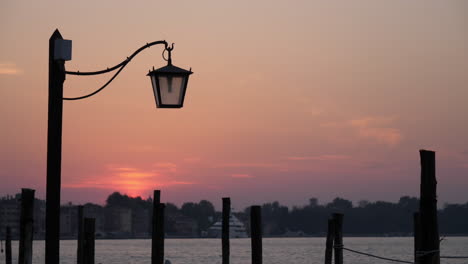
[
  {"x1": 419, "y1": 150, "x2": 440, "y2": 264},
  {"x1": 222, "y1": 197, "x2": 231, "y2": 264},
  {"x1": 19, "y1": 188, "x2": 35, "y2": 264},
  {"x1": 46, "y1": 29, "x2": 65, "y2": 264}
]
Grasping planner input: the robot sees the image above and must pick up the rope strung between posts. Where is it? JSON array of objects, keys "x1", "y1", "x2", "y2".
[
  {"x1": 441, "y1": 256, "x2": 468, "y2": 259},
  {"x1": 334, "y1": 244, "x2": 414, "y2": 264},
  {"x1": 335, "y1": 245, "x2": 468, "y2": 263}
]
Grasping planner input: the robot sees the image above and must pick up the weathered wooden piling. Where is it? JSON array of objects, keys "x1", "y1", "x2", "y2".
[
  {"x1": 83, "y1": 218, "x2": 95, "y2": 264},
  {"x1": 325, "y1": 218, "x2": 335, "y2": 264},
  {"x1": 77, "y1": 205, "x2": 84, "y2": 264},
  {"x1": 332, "y1": 213, "x2": 343, "y2": 264},
  {"x1": 413, "y1": 212, "x2": 421, "y2": 264},
  {"x1": 222, "y1": 197, "x2": 231, "y2": 264},
  {"x1": 19, "y1": 188, "x2": 35, "y2": 264},
  {"x1": 152, "y1": 190, "x2": 162, "y2": 264},
  {"x1": 250, "y1": 205, "x2": 262, "y2": 264},
  {"x1": 419, "y1": 150, "x2": 440, "y2": 264},
  {"x1": 154, "y1": 203, "x2": 165, "y2": 264},
  {"x1": 5, "y1": 227, "x2": 12, "y2": 264}
]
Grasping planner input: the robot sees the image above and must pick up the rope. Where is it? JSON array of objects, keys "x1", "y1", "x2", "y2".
[
  {"x1": 416, "y1": 249, "x2": 439, "y2": 257},
  {"x1": 338, "y1": 246, "x2": 414, "y2": 264},
  {"x1": 337, "y1": 245, "x2": 468, "y2": 262},
  {"x1": 441, "y1": 256, "x2": 468, "y2": 259}
]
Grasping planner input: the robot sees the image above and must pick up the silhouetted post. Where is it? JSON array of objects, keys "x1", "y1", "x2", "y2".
[
  {"x1": 332, "y1": 213, "x2": 343, "y2": 264},
  {"x1": 325, "y1": 218, "x2": 335, "y2": 264},
  {"x1": 250, "y1": 205, "x2": 262, "y2": 264},
  {"x1": 83, "y1": 218, "x2": 95, "y2": 264},
  {"x1": 5, "y1": 227, "x2": 12, "y2": 264},
  {"x1": 222, "y1": 197, "x2": 231, "y2": 264},
  {"x1": 414, "y1": 212, "x2": 421, "y2": 264},
  {"x1": 19, "y1": 188, "x2": 35, "y2": 264},
  {"x1": 46, "y1": 29, "x2": 66, "y2": 264},
  {"x1": 419, "y1": 150, "x2": 440, "y2": 264},
  {"x1": 154, "y1": 203, "x2": 165, "y2": 264},
  {"x1": 77, "y1": 205, "x2": 84, "y2": 264},
  {"x1": 152, "y1": 190, "x2": 161, "y2": 264}
]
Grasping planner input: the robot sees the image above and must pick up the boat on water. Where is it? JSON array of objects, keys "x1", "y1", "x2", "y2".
[{"x1": 207, "y1": 214, "x2": 248, "y2": 238}]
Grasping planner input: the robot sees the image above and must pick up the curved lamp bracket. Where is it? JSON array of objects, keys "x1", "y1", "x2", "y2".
[{"x1": 63, "y1": 40, "x2": 169, "y2": 100}]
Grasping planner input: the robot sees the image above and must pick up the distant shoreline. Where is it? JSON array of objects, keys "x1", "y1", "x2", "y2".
[{"x1": 3, "y1": 234, "x2": 467, "y2": 241}]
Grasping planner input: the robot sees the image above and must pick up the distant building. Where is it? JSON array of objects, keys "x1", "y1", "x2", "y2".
[
  {"x1": 0, "y1": 194, "x2": 46, "y2": 239},
  {"x1": 132, "y1": 207, "x2": 150, "y2": 237},
  {"x1": 105, "y1": 206, "x2": 132, "y2": 234},
  {"x1": 60, "y1": 203, "x2": 78, "y2": 238},
  {"x1": 0, "y1": 195, "x2": 20, "y2": 238},
  {"x1": 168, "y1": 214, "x2": 198, "y2": 238},
  {"x1": 84, "y1": 203, "x2": 105, "y2": 234}
]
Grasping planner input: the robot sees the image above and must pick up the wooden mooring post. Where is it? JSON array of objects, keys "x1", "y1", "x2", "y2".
[
  {"x1": 250, "y1": 205, "x2": 262, "y2": 264},
  {"x1": 419, "y1": 150, "x2": 440, "y2": 264},
  {"x1": 5, "y1": 226, "x2": 12, "y2": 264},
  {"x1": 414, "y1": 212, "x2": 421, "y2": 264},
  {"x1": 154, "y1": 203, "x2": 165, "y2": 264},
  {"x1": 332, "y1": 213, "x2": 343, "y2": 264},
  {"x1": 83, "y1": 218, "x2": 95, "y2": 264},
  {"x1": 324, "y1": 218, "x2": 335, "y2": 264},
  {"x1": 19, "y1": 188, "x2": 35, "y2": 264},
  {"x1": 77, "y1": 205, "x2": 84, "y2": 264},
  {"x1": 152, "y1": 190, "x2": 163, "y2": 264},
  {"x1": 222, "y1": 197, "x2": 231, "y2": 264}
]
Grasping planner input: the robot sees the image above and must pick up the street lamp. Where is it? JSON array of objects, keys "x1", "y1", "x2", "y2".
[{"x1": 46, "y1": 29, "x2": 192, "y2": 264}]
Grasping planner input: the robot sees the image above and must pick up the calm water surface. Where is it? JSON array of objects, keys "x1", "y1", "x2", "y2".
[{"x1": 4, "y1": 237, "x2": 468, "y2": 264}]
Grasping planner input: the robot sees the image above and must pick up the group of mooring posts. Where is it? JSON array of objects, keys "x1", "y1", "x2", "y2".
[
  {"x1": 3, "y1": 149, "x2": 440, "y2": 264},
  {"x1": 2, "y1": 189, "x2": 264, "y2": 264},
  {"x1": 149, "y1": 194, "x2": 264, "y2": 264},
  {"x1": 221, "y1": 198, "x2": 263, "y2": 264},
  {"x1": 323, "y1": 150, "x2": 440, "y2": 264},
  {"x1": 2, "y1": 188, "x2": 35, "y2": 264}
]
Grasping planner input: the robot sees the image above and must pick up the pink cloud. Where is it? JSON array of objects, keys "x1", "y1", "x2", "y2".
[
  {"x1": 212, "y1": 163, "x2": 279, "y2": 168},
  {"x1": 231, "y1": 174, "x2": 254, "y2": 178},
  {"x1": 349, "y1": 117, "x2": 402, "y2": 146},
  {"x1": 0, "y1": 63, "x2": 23, "y2": 75},
  {"x1": 320, "y1": 116, "x2": 402, "y2": 147},
  {"x1": 287, "y1": 155, "x2": 350, "y2": 161}
]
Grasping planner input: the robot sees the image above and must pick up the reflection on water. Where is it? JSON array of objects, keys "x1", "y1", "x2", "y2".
[{"x1": 5, "y1": 237, "x2": 468, "y2": 264}]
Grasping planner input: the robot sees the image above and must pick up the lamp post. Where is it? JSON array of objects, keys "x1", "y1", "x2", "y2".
[{"x1": 46, "y1": 29, "x2": 192, "y2": 264}]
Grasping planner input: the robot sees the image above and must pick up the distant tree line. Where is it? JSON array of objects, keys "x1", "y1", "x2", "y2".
[{"x1": 102, "y1": 193, "x2": 468, "y2": 236}]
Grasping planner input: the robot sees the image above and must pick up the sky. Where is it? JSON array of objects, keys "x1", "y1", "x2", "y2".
[{"x1": 1, "y1": 1, "x2": 467, "y2": 210}]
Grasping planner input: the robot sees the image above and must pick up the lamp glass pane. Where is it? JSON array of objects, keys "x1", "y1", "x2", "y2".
[
  {"x1": 157, "y1": 75, "x2": 186, "y2": 105},
  {"x1": 150, "y1": 75, "x2": 160, "y2": 106}
]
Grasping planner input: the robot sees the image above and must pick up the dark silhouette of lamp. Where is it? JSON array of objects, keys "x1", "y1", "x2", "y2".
[{"x1": 148, "y1": 45, "x2": 193, "y2": 108}]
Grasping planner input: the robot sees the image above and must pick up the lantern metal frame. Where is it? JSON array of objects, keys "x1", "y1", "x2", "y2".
[{"x1": 147, "y1": 45, "x2": 193, "y2": 108}]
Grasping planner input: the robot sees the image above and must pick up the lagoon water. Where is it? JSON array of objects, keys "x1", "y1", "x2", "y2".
[{"x1": 4, "y1": 237, "x2": 468, "y2": 264}]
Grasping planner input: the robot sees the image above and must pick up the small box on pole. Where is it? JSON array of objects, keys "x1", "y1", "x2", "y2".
[{"x1": 54, "y1": 39, "x2": 72, "y2": 61}]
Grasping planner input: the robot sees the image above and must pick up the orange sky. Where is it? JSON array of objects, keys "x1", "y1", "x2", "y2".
[{"x1": 1, "y1": 1, "x2": 467, "y2": 209}]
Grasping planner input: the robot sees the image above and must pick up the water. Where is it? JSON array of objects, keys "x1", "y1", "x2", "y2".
[{"x1": 3, "y1": 237, "x2": 468, "y2": 264}]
